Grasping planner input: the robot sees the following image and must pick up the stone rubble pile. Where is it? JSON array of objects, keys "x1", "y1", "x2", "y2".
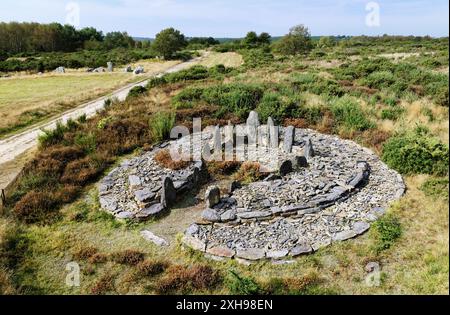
[{"x1": 98, "y1": 143, "x2": 207, "y2": 221}]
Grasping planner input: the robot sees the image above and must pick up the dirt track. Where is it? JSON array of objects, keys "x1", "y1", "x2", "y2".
[{"x1": 0, "y1": 55, "x2": 206, "y2": 189}]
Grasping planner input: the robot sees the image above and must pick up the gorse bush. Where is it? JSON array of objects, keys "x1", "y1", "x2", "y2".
[
  {"x1": 150, "y1": 112, "x2": 176, "y2": 142},
  {"x1": 256, "y1": 92, "x2": 299, "y2": 123},
  {"x1": 372, "y1": 214, "x2": 402, "y2": 252},
  {"x1": 226, "y1": 271, "x2": 262, "y2": 295},
  {"x1": 382, "y1": 129, "x2": 449, "y2": 176},
  {"x1": 330, "y1": 96, "x2": 374, "y2": 132}
]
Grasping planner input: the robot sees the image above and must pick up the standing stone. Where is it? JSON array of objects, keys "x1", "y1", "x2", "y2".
[
  {"x1": 228, "y1": 181, "x2": 241, "y2": 194},
  {"x1": 213, "y1": 125, "x2": 222, "y2": 158},
  {"x1": 54, "y1": 66, "x2": 65, "y2": 73},
  {"x1": 283, "y1": 126, "x2": 295, "y2": 153},
  {"x1": 134, "y1": 66, "x2": 144, "y2": 74},
  {"x1": 304, "y1": 138, "x2": 314, "y2": 159},
  {"x1": 247, "y1": 111, "x2": 260, "y2": 128},
  {"x1": 107, "y1": 62, "x2": 114, "y2": 72},
  {"x1": 267, "y1": 117, "x2": 278, "y2": 149},
  {"x1": 205, "y1": 186, "x2": 220, "y2": 208},
  {"x1": 161, "y1": 177, "x2": 176, "y2": 208},
  {"x1": 124, "y1": 66, "x2": 133, "y2": 72}
]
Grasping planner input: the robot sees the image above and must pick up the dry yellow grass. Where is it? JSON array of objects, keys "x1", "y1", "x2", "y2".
[
  {"x1": 197, "y1": 51, "x2": 243, "y2": 68},
  {"x1": 0, "y1": 60, "x2": 179, "y2": 136}
]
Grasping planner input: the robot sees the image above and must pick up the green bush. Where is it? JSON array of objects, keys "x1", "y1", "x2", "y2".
[
  {"x1": 150, "y1": 112, "x2": 175, "y2": 142},
  {"x1": 38, "y1": 121, "x2": 72, "y2": 148},
  {"x1": 74, "y1": 133, "x2": 97, "y2": 154},
  {"x1": 126, "y1": 85, "x2": 148, "y2": 100},
  {"x1": 173, "y1": 84, "x2": 264, "y2": 119},
  {"x1": 331, "y1": 96, "x2": 374, "y2": 131},
  {"x1": 372, "y1": 214, "x2": 402, "y2": 252},
  {"x1": 226, "y1": 271, "x2": 262, "y2": 295},
  {"x1": 256, "y1": 92, "x2": 298, "y2": 122},
  {"x1": 362, "y1": 70, "x2": 396, "y2": 89},
  {"x1": 420, "y1": 177, "x2": 449, "y2": 199},
  {"x1": 382, "y1": 130, "x2": 449, "y2": 175}
]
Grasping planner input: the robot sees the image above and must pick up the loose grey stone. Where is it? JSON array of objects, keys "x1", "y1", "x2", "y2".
[
  {"x1": 182, "y1": 235, "x2": 206, "y2": 252},
  {"x1": 137, "y1": 203, "x2": 165, "y2": 218},
  {"x1": 116, "y1": 212, "x2": 134, "y2": 220},
  {"x1": 353, "y1": 221, "x2": 370, "y2": 235},
  {"x1": 290, "y1": 244, "x2": 313, "y2": 256},
  {"x1": 186, "y1": 224, "x2": 200, "y2": 236},
  {"x1": 333, "y1": 230, "x2": 357, "y2": 241},
  {"x1": 141, "y1": 230, "x2": 169, "y2": 246},
  {"x1": 365, "y1": 262, "x2": 380, "y2": 273},
  {"x1": 221, "y1": 210, "x2": 237, "y2": 222},
  {"x1": 128, "y1": 175, "x2": 141, "y2": 189},
  {"x1": 236, "y1": 248, "x2": 266, "y2": 261},
  {"x1": 202, "y1": 208, "x2": 221, "y2": 222},
  {"x1": 312, "y1": 239, "x2": 332, "y2": 251},
  {"x1": 135, "y1": 189, "x2": 155, "y2": 203},
  {"x1": 266, "y1": 249, "x2": 289, "y2": 259},
  {"x1": 205, "y1": 186, "x2": 221, "y2": 208}
]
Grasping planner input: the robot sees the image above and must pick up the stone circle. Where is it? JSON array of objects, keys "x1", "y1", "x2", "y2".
[{"x1": 98, "y1": 113, "x2": 405, "y2": 262}]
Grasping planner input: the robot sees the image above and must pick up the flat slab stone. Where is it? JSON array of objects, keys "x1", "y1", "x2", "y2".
[
  {"x1": 266, "y1": 249, "x2": 289, "y2": 260},
  {"x1": 236, "y1": 248, "x2": 266, "y2": 261},
  {"x1": 353, "y1": 221, "x2": 370, "y2": 235},
  {"x1": 141, "y1": 230, "x2": 169, "y2": 246},
  {"x1": 333, "y1": 230, "x2": 357, "y2": 241},
  {"x1": 237, "y1": 211, "x2": 272, "y2": 220},
  {"x1": 136, "y1": 203, "x2": 165, "y2": 219},
  {"x1": 116, "y1": 211, "x2": 135, "y2": 220},
  {"x1": 206, "y1": 246, "x2": 235, "y2": 258},
  {"x1": 290, "y1": 243, "x2": 313, "y2": 256},
  {"x1": 182, "y1": 235, "x2": 206, "y2": 252}
]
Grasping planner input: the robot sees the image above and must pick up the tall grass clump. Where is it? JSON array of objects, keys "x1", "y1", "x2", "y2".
[
  {"x1": 150, "y1": 112, "x2": 175, "y2": 142},
  {"x1": 330, "y1": 96, "x2": 374, "y2": 132}
]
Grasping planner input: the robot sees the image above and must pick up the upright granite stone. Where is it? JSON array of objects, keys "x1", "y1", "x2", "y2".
[
  {"x1": 161, "y1": 177, "x2": 176, "y2": 208},
  {"x1": 283, "y1": 126, "x2": 295, "y2": 153},
  {"x1": 267, "y1": 117, "x2": 278, "y2": 149},
  {"x1": 107, "y1": 62, "x2": 114, "y2": 72},
  {"x1": 54, "y1": 66, "x2": 65, "y2": 73},
  {"x1": 247, "y1": 111, "x2": 260, "y2": 128},
  {"x1": 304, "y1": 138, "x2": 314, "y2": 159}
]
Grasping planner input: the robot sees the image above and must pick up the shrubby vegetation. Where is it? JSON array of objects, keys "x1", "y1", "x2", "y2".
[{"x1": 382, "y1": 128, "x2": 449, "y2": 176}]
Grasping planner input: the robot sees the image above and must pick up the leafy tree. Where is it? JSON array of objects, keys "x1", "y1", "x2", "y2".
[
  {"x1": 273, "y1": 24, "x2": 313, "y2": 55},
  {"x1": 79, "y1": 27, "x2": 104, "y2": 42},
  {"x1": 103, "y1": 32, "x2": 135, "y2": 49},
  {"x1": 258, "y1": 32, "x2": 272, "y2": 45},
  {"x1": 317, "y1": 36, "x2": 335, "y2": 48},
  {"x1": 152, "y1": 28, "x2": 187, "y2": 59},
  {"x1": 243, "y1": 31, "x2": 259, "y2": 47}
]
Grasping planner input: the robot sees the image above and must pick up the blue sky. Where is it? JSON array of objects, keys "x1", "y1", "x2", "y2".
[{"x1": 0, "y1": 0, "x2": 448, "y2": 37}]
